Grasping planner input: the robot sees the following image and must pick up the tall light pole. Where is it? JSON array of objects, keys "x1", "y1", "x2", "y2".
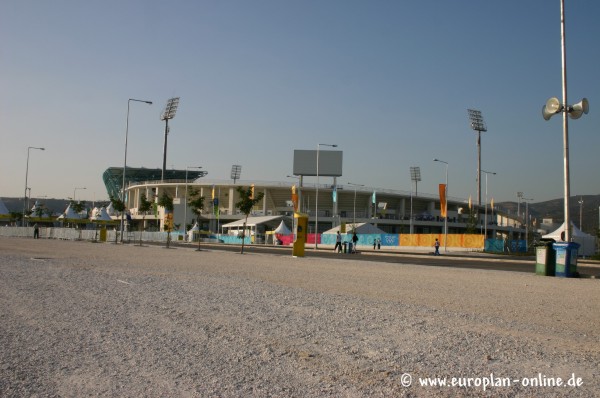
[
  {"x1": 434, "y1": 159, "x2": 449, "y2": 252},
  {"x1": 523, "y1": 197, "x2": 534, "y2": 252},
  {"x1": 315, "y1": 143, "x2": 337, "y2": 249},
  {"x1": 73, "y1": 187, "x2": 86, "y2": 202},
  {"x1": 481, "y1": 170, "x2": 496, "y2": 242},
  {"x1": 468, "y1": 109, "x2": 487, "y2": 208},
  {"x1": 121, "y1": 98, "x2": 152, "y2": 242},
  {"x1": 541, "y1": 0, "x2": 589, "y2": 242},
  {"x1": 161, "y1": 97, "x2": 180, "y2": 181},
  {"x1": 23, "y1": 146, "x2": 45, "y2": 226},
  {"x1": 409, "y1": 166, "x2": 421, "y2": 235},
  {"x1": 347, "y1": 182, "x2": 365, "y2": 230},
  {"x1": 578, "y1": 197, "x2": 583, "y2": 231},
  {"x1": 184, "y1": 166, "x2": 202, "y2": 234},
  {"x1": 517, "y1": 191, "x2": 524, "y2": 226}
]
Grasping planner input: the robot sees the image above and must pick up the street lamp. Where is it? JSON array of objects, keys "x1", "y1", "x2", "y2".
[
  {"x1": 433, "y1": 159, "x2": 449, "y2": 252},
  {"x1": 347, "y1": 182, "x2": 365, "y2": 230},
  {"x1": 73, "y1": 187, "x2": 86, "y2": 202},
  {"x1": 121, "y1": 98, "x2": 152, "y2": 243},
  {"x1": 481, "y1": 170, "x2": 496, "y2": 242},
  {"x1": 541, "y1": 0, "x2": 589, "y2": 242},
  {"x1": 315, "y1": 143, "x2": 337, "y2": 249},
  {"x1": 517, "y1": 191, "x2": 524, "y2": 226},
  {"x1": 23, "y1": 146, "x2": 45, "y2": 226},
  {"x1": 184, "y1": 166, "x2": 202, "y2": 235},
  {"x1": 523, "y1": 197, "x2": 534, "y2": 252},
  {"x1": 578, "y1": 197, "x2": 584, "y2": 231}
]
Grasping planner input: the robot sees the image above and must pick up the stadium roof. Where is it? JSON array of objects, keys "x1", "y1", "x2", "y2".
[{"x1": 102, "y1": 167, "x2": 207, "y2": 199}]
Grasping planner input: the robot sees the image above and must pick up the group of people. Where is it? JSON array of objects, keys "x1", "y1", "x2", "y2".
[{"x1": 334, "y1": 231, "x2": 359, "y2": 253}]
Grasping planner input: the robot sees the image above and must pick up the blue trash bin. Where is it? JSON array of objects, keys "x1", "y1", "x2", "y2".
[{"x1": 552, "y1": 242, "x2": 580, "y2": 278}]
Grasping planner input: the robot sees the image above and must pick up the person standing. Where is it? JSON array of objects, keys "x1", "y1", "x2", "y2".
[
  {"x1": 434, "y1": 238, "x2": 440, "y2": 255},
  {"x1": 33, "y1": 223, "x2": 39, "y2": 239},
  {"x1": 334, "y1": 231, "x2": 342, "y2": 253},
  {"x1": 352, "y1": 232, "x2": 359, "y2": 253}
]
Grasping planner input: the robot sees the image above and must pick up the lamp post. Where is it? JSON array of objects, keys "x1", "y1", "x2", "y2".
[
  {"x1": 578, "y1": 197, "x2": 583, "y2": 231},
  {"x1": 523, "y1": 197, "x2": 534, "y2": 252},
  {"x1": 517, "y1": 191, "x2": 524, "y2": 226},
  {"x1": 434, "y1": 159, "x2": 449, "y2": 252},
  {"x1": 347, "y1": 182, "x2": 365, "y2": 230},
  {"x1": 481, "y1": 170, "x2": 496, "y2": 242},
  {"x1": 184, "y1": 166, "x2": 202, "y2": 235},
  {"x1": 73, "y1": 187, "x2": 86, "y2": 202},
  {"x1": 541, "y1": 0, "x2": 589, "y2": 243},
  {"x1": 121, "y1": 98, "x2": 152, "y2": 243},
  {"x1": 315, "y1": 143, "x2": 337, "y2": 249},
  {"x1": 23, "y1": 146, "x2": 45, "y2": 226}
]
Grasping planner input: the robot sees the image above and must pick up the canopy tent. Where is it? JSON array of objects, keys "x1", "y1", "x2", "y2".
[
  {"x1": 0, "y1": 199, "x2": 9, "y2": 215},
  {"x1": 542, "y1": 222, "x2": 596, "y2": 256},
  {"x1": 58, "y1": 204, "x2": 83, "y2": 221},
  {"x1": 222, "y1": 215, "x2": 289, "y2": 244},
  {"x1": 324, "y1": 222, "x2": 386, "y2": 235},
  {"x1": 106, "y1": 202, "x2": 116, "y2": 216},
  {"x1": 273, "y1": 220, "x2": 292, "y2": 235},
  {"x1": 90, "y1": 207, "x2": 113, "y2": 222}
]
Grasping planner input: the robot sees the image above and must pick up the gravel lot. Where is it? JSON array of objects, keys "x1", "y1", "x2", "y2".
[{"x1": 1, "y1": 237, "x2": 598, "y2": 397}]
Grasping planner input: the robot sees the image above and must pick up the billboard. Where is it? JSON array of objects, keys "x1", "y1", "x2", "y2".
[{"x1": 293, "y1": 150, "x2": 343, "y2": 177}]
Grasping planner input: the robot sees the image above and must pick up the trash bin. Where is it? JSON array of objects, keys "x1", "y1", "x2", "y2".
[
  {"x1": 534, "y1": 240, "x2": 555, "y2": 276},
  {"x1": 348, "y1": 242, "x2": 353, "y2": 254},
  {"x1": 553, "y1": 242, "x2": 580, "y2": 278},
  {"x1": 342, "y1": 242, "x2": 348, "y2": 253}
]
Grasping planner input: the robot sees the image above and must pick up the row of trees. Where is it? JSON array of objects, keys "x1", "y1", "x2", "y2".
[{"x1": 109, "y1": 186, "x2": 263, "y2": 254}]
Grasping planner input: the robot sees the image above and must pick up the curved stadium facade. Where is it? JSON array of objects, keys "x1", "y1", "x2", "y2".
[{"x1": 103, "y1": 167, "x2": 526, "y2": 243}]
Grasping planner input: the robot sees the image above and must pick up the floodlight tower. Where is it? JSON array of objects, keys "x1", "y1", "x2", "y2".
[
  {"x1": 161, "y1": 97, "x2": 180, "y2": 181},
  {"x1": 231, "y1": 165, "x2": 242, "y2": 184},
  {"x1": 541, "y1": 0, "x2": 589, "y2": 243},
  {"x1": 409, "y1": 166, "x2": 421, "y2": 235},
  {"x1": 467, "y1": 109, "x2": 487, "y2": 209}
]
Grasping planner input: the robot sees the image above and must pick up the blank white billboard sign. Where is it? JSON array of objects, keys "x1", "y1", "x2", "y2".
[{"x1": 293, "y1": 150, "x2": 343, "y2": 177}]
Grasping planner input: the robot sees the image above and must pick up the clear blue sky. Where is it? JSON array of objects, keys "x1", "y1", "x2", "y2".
[{"x1": 1, "y1": 0, "x2": 598, "y2": 204}]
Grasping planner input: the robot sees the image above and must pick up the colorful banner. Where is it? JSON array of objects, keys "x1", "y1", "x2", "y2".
[{"x1": 439, "y1": 184, "x2": 447, "y2": 218}]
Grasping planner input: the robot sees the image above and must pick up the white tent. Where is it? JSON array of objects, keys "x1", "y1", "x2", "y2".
[
  {"x1": 0, "y1": 198, "x2": 9, "y2": 216},
  {"x1": 106, "y1": 202, "x2": 116, "y2": 216},
  {"x1": 90, "y1": 207, "x2": 112, "y2": 222},
  {"x1": 58, "y1": 204, "x2": 82, "y2": 220},
  {"x1": 273, "y1": 220, "x2": 292, "y2": 235},
  {"x1": 542, "y1": 222, "x2": 596, "y2": 256}
]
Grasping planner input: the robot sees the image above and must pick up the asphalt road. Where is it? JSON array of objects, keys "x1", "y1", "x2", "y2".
[{"x1": 161, "y1": 241, "x2": 600, "y2": 279}]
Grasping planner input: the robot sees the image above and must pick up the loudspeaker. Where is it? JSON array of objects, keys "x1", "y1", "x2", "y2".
[
  {"x1": 568, "y1": 98, "x2": 589, "y2": 120},
  {"x1": 542, "y1": 97, "x2": 562, "y2": 120}
]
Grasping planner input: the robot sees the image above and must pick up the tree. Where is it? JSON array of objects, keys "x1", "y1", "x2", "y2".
[
  {"x1": 137, "y1": 193, "x2": 153, "y2": 246},
  {"x1": 235, "y1": 186, "x2": 264, "y2": 254},
  {"x1": 9, "y1": 211, "x2": 22, "y2": 226},
  {"x1": 109, "y1": 195, "x2": 126, "y2": 243},
  {"x1": 465, "y1": 209, "x2": 478, "y2": 234},
  {"x1": 158, "y1": 191, "x2": 174, "y2": 248},
  {"x1": 187, "y1": 188, "x2": 205, "y2": 251}
]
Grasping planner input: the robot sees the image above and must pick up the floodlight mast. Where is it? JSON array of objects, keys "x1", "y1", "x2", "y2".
[
  {"x1": 409, "y1": 166, "x2": 421, "y2": 235},
  {"x1": 231, "y1": 165, "x2": 242, "y2": 184},
  {"x1": 161, "y1": 97, "x2": 180, "y2": 181},
  {"x1": 467, "y1": 109, "x2": 487, "y2": 210}
]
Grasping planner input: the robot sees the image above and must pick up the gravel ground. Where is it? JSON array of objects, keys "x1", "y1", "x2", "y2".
[{"x1": 0, "y1": 237, "x2": 598, "y2": 397}]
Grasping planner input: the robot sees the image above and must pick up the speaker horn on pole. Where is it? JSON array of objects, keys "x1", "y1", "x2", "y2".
[
  {"x1": 568, "y1": 98, "x2": 589, "y2": 120},
  {"x1": 542, "y1": 97, "x2": 562, "y2": 120}
]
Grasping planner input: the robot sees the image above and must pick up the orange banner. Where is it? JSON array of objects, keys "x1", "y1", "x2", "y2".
[{"x1": 439, "y1": 184, "x2": 447, "y2": 218}]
